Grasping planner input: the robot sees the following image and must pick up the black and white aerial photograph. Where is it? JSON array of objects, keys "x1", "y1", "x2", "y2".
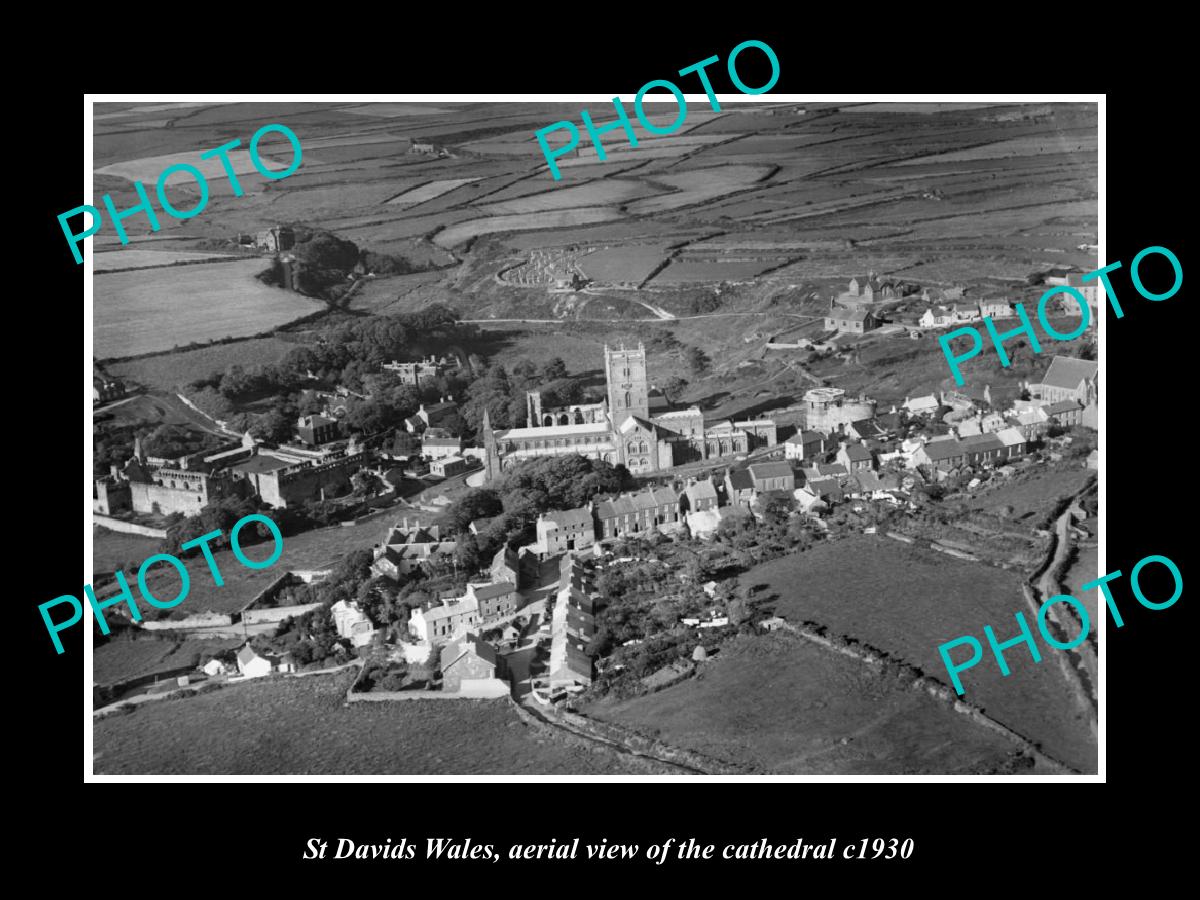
[{"x1": 88, "y1": 98, "x2": 1099, "y2": 776}]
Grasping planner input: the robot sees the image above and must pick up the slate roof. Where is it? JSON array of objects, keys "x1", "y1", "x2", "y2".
[
  {"x1": 1039, "y1": 356, "x2": 1098, "y2": 390},
  {"x1": 960, "y1": 433, "x2": 1004, "y2": 453},
  {"x1": 749, "y1": 461, "x2": 794, "y2": 480},
  {"x1": 727, "y1": 469, "x2": 755, "y2": 491},
  {"x1": 471, "y1": 582, "x2": 516, "y2": 601},
  {"x1": 1044, "y1": 399, "x2": 1084, "y2": 416},
  {"x1": 922, "y1": 440, "x2": 966, "y2": 460},
  {"x1": 996, "y1": 427, "x2": 1026, "y2": 447},
  {"x1": 545, "y1": 507, "x2": 592, "y2": 529},
  {"x1": 841, "y1": 444, "x2": 873, "y2": 462}
]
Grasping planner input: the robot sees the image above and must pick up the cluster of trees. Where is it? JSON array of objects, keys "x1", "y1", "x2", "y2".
[
  {"x1": 431, "y1": 455, "x2": 634, "y2": 577},
  {"x1": 185, "y1": 305, "x2": 478, "y2": 440},
  {"x1": 162, "y1": 495, "x2": 284, "y2": 558},
  {"x1": 458, "y1": 356, "x2": 592, "y2": 435}
]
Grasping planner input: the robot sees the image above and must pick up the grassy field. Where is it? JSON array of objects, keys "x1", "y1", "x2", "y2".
[
  {"x1": 94, "y1": 636, "x2": 243, "y2": 686},
  {"x1": 93, "y1": 671, "x2": 648, "y2": 774},
  {"x1": 585, "y1": 633, "x2": 1032, "y2": 774},
  {"x1": 124, "y1": 511, "x2": 405, "y2": 621},
  {"x1": 95, "y1": 260, "x2": 323, "y2": 359},
  {"x1": 93, "y1": 527, "x2": 161, "y2": 580},
  {"x1": 434, "y1": 209, "x2": 624, "y2": 248},
  {"x1": 744, "y1": 535, "x2": 1096, "y2": 772},
  {"x1": 959, "y1": 467, "x2": 1096, "y2": 521},
  {"x1": 108, "y1": 336, "x2": 299, "y2": 391},
  {"x1": 94, "y1": 249, "x2": 241, "y2": 271}
]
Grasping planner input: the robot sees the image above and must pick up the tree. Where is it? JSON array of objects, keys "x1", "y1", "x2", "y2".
[
  {"x1": 662, "y1": 376, "x2": 689, "y2": 404},
  {"x1": 541, "y1": 357, "x2": 568, "y2": 381},
  {"x1": 351, "y1": 470, "x2": 386, "y2": 496},
  {"x1": 684, "y1": 346, "x2": 711, "y2": 377}
]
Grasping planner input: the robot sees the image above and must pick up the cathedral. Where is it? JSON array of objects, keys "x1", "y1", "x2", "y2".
[{"x1": 482, "y1": 343, "x2": 771, "y2": 480}]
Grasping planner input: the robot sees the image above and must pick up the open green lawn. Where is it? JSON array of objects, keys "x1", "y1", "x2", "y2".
[
  {"x1": 584, "y1": 632, "x2": 1031, "y2": 774},
  {"x1": 93, "y1": 671, "x2": 647, "y2": 775},
  {"x1": 743, "y1": 535, "x2": 1096, "y2": 772}
]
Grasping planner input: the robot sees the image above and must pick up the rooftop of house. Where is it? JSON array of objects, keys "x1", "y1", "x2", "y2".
[
  {"x1": 441, "y1": 633, "x2": 497, "y2": 671},
  {"x1": 829, "y1": 307, "x2": 875, "y2": 322},
  {"x1": 922, "y1": 440, "x2": 965, "y2": 460},
  {"x1": 1043, "y1": 398, "x2": 1085, "y2": 416},
  {"x1": 960, "y1": 433, "x2": 1004, "y2": 452},
  {"x1": 544, "y1": 507, "x2": 592, "y2": 530},
  {"x1": 1038, "y1": 355, "x2": 1098, "y2": 389},
  {"x1": 727, "y1": 468, "x2": 755, "y2": 491},
  {"x1": 230, "y1": 454, "x2": 293, "y2": 475},
  {"x1": 685, "y1": 478, "x2": 718, "y2": 499},
  {"x1": 470, "y1": 581, "x2": 516, "y2": 601},
  {"x1": 841, "y1": 443, "x2": 873, "y2": 461},
  {"x1": 749, "y1": 461, "x2": 794, "y2": 480}
]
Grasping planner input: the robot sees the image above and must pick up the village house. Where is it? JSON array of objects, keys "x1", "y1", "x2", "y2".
[
  {"x1": 825, "y1": 304, "x2": 881, "y2": 334},
  {"x1": 593, "y1": 486, "x2": 680, "y2": 540},
  {"x1": 236, "y1": 645, "x2": 294, "y2": 678},
  {"x1": 1043, "y1": 399, "x2": 1086, "y2": 428},
  {"x1": 913, "y1": 439, "x2": 969, "y2": 473},
  {"x1": 405, "y1": 399, "x2": 460, "y2": 435},
  {"x1": 1008, "y1": 406, "x2": 1051, "y2": 441},
  {"x1": 802, "y1": 462, "x2": 849, "y2": 482},
  {"x1": 784, "y1": 430, "x2": 828, "y2": 462},
  {"x1": 371, "y1": 520, "x2": 457, "y2": 579},
  {"x1": 795, "y1": 477, "x2": 843, "y2": 511},
  {"x1": 331, "y1": 600, "x2": 377, "y2": 648},
  {"x1": 532, "y1": 507, "x2": 595, "y2": 557},
  {"x1": 903, "y1": 394, "x2": 941, "y2": 417},
  {"x1": 201, "y1": 658, "x2": 228, "y2": 677},
  {"x1": 978, "y1": 299, "x2": 1014, "y2": 319},
  {"x1": 682, "y1": 477, "x2": 719, "y2": 513},
  {"x1": 421, "y1": 429, "x2": 464, "y2": 460},
  {"x1": 548, "y1": 556, "x2": 596, "y2": 691},
  {"x1": 1028, "y1": 355, "x2": 1098, "y2": 406},
  {"x1": 490, "y1": 545, "x2": 521, "y2": 587},
  {"x1": 959, "y1": 433, "x2": 1005, "y2": 467},
  {"x1": 409, "y1": 596, "x2": 480, "y2": 643},
  {"x1": 724, "y1": 468, "x2": 756, "y2": 508},
  {"x1": 429, "y1": 455, "x2": 471, "y2": 478},
  {"x1": 996, "y1": 427, "x2": 1027, "y2": 459},
  {"x1": 836, "y1": 441, "x2": 875, "y2": 472},
  {"x1": 747, "y1": 461, "x2": 796, "y2": 495},
  {"x1": 440, "y1": 634, "x2": 507, "y2": 693}
]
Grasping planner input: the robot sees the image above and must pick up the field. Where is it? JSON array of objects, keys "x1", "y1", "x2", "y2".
[
  {"x1": 387, "y1": 178, "x2": 484, "y2": 206},
  {"x1": 95, "y1": 147, "x2": 301, "y2": 187},
  {"x1": 478, "y1": 179, "x2": 661, "y2": 215},
  {"x1": 959, "y1": 467, "x2": 1096, "y2": 521},
  {"x1": 577, "y1": 244, "x2": 673, "y2": 283},
  {"x1": 743, "y1": 536, "x2": 1096, "y2": 772},
  {"x1": 95, "y1": 260, "x2": 322, "y2": 359},
  {"x1": 108, "y1": 336, "x2": 299, "y2": 391},
  {"x1": 122, "y1": 511, "x2": 405, "y2": 621},
  {"x1": 94, "y1": 636, "x2": 243, "y2": 686},
  {"x1": 92, "y1": 527, "x2": 160, "y2": 580},
  {"x1": 93, "y1": 671, "x2": 648, "y2": 774},
  {"x1": 627, "y1": 165, "x2": 774, "y2": 214},
  {"x1": 94, "y1": 249, "x2": 241, "y2": 271},
  {"x1": 434, "y1": 209, "x2": 624, "y2": 247},
  {"x1": 585, "y1": 633, "x2": 1032, "y2": 774}
]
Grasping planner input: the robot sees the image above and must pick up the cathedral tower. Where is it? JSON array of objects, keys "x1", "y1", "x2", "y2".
[{"x1": 605, "y1": 342, "x2": 649, "y2": 426}]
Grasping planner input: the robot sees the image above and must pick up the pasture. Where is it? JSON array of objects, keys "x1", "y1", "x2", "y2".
[
  {"x1": 94, "y1": 259, "x2": 321, "y2": 359},
  {"x1": 93, "y1": 671, "x2": 648, "y2": 775},
  {"x1": 744, "y1": 535, "x2": 1096, "y2": 772}
]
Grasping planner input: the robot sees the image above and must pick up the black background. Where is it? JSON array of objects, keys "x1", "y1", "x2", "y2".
[{"x1": 20, "y1": 21, "x2": 1189, "y2": 887}]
